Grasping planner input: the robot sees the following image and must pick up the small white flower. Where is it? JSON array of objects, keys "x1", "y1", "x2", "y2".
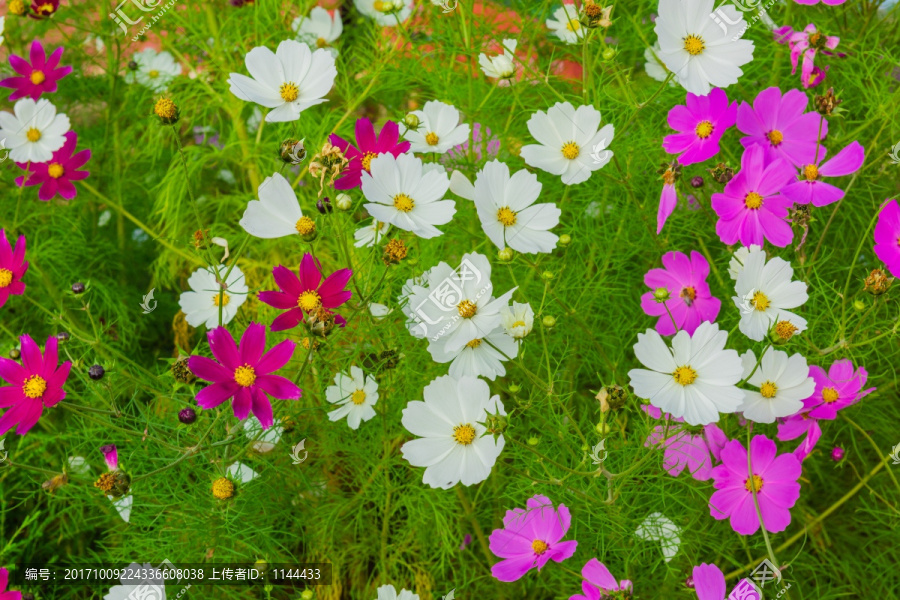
[
  {"x1": 178, "y1": 264, "x2": 248, "y2": 328},
  {"x1": 520, "y1": 101, "x2": 615, "y2": 186},
  {"x1": 355, "y1": 0, "x2": 414, "y2": 26},
  {"x1": 643, "y1": 44, "x2": 676, "y2": 85},
  {"x1": 125, "y1": 49, "x2": 182, "y2": 92},
  {"x1": 369, "y1": 303, "x2": 393, "y2": 319},
  {"x1": 635, "y1": 512, "x2": 682, "y2": 563},
  {"x1": 240, "y1": 173, "x2": 307, "y2": 239},
  {"x1": 401, "y1": 375, "x2": 506, "y2": 489},
  {"x1": 293, "y1": 7, "x2": 342, "y2": 57},
  {"x1": 243, "y1": 416, "x2": 284, "y2": 453},
  {"x1": 375, "y1": 584, "x2": 419, "y2": 600},
  {"x1": 501, "y1": 301, "x2": 534, "y2": 339},
  {"x1": 428, "y1": 326, "x2": 518, "y2": 380},
  {"x1": 733, "y1": 249, "x2": 808, "y2": 342},
  {"x1": 0, "y1": 98, "x2": 70, "y2": 163},
  {"x1": 103, "y1": 563, "x2": 165, "y2": 600},
  {"x1": 738, "y1": 349, "x2": 815, "y2": 424},
  {"x1": 628, "y1": 321, "x2": 744, "y2": 426},
  {"x1": 546, "y1": 5, "x2": 585, "y2": 44},
  {"x1": 226, "y1": 461, "x2": 258, "y2": 483},
  {"x1": 727, "y1": 244, "x2": 762, "y2": 281},
  {"x1": 361, "y1": 153, "x2": 456, "y2": 239},
  {"x1": 479, "y1": 38, "x2": 517, "y2": 80},
  {"x1": 400, "y1": 100, "x2": 471, "y2": 154},
  {"x1": 326, "y1": 366, "x2": 379, "y2": 430},
  {"x1": 354, "y1": 219, "x2": 392, "y2": 247},
  {"x1": 228, "y1": 40, "x2": 337, "y2": 123}
]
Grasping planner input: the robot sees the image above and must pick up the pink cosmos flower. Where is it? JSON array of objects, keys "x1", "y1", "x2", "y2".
[
  {"x1": 16, "y1": 131, "x2": 91, "y2": 201},
  {"x1": 101, "y1": 444, "x2": 119, "y2": 470},
  {"x1": 663, "y1": 88, "x2": 737, "y2": 165},
  {"x1": 570, "y1": 559, "x2": 633, "y2": 600},
  {"x1": 188, "y1": 323, "x2": 302, "y2": 429},
  {"x1": 776, "y1": 402, "x2": 822, "y2": 463},
  {"x1": 0, "y1": 334, "x2": 72, "y2": 436},
  {"x1": 709, "y1": 435, "x2": 801, "y2": 535},
  {"x1": 489, "y1": 494, "x2": 578, "y2": 582},
  {"x1": 642, "y1": 405, "x2": 727, "y2": 481},
  {"x1": 329, "y1": 117, "x2": 410, "y2": 190},
  {"x1": 657, "y1": 162, "x2": 680, "y2": 234},
  {"x1": 258, "y1": 254, "x2": 353, "y2": 332},
  {"x1": 0, "y1": 230, "x2": 28, "y2": 309},
  {"x1": 806, "y1": 359, "x2": 874, "y2": 420},
  {"x1": 874, "y1": 199, "x2": 900, "y2": 278},
  {"x1": 737, "y1": 87, "x2": 828, "y2": 167},
  {"x1": 787, "y1": 25, "x2": 840, "y2": 89},
  {"x1": 711, "y1": 144, "x2": 796, "y2": 247},
  {"x1": 780, "y1": 142, "x2": 864, "y2": 207},
  {"x1": 0, "y1": 40, "x2": 73, "y2": 101},
  {"x1": 640, "y1": 250, "x2": 721, "y2": 336},
  {"x1": 691, "y1": 563, "x2": 764, "y2": 600},
  {"x1": 0, "y1": 567, "x2": 22, "y2": 600}
]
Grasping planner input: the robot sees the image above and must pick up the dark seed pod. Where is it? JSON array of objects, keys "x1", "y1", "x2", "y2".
[{"x1": 88, "y1": 364, "x2": 105, "y2": 380}]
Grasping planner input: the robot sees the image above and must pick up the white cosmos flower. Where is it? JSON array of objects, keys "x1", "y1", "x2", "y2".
[
  {"x1": 104, "y1": 563, "x2": 165, "y2": 600},
  {"x1": 628, "y1": 321, "x2": 744, "y2": 426},
  {"x1": 501, "y1": 301, "x2": 534, "y2": 339},
  {"x1": 0, "y1": 98, "x2": 70, "y2": 163},
  {"x1": 546, "y1": 5, "x2": 585, "y2": 44},
  {"x1": 643, "y1": 44, "x2": 676, "y2": 86},
  {"x1": 228, "y1": 39, "x2": 337, "y2": 123},
  {"x1": 635, "y1": 512, "x2": 682, "y2": 563},
  {"x1": 361, "y1": 152, "x2": 456, "y2": 239},
  {"x1": 243, "y1": 416, "x2": 283, "y2": 453},
  {"x1": 428, "y1": 326, "x2": 518, "y2": 381},
  {"x1": 375, "y1": 585, "x2": 419, "y2": 600},
  {"x1": 239, "y1": 172, "x2": 309, "y2": 239},
  {"x1": 326, "y1": 366, "x2": 379, "y2": 430},
  {"x1": 727, "y1": 244, "x2": 762, "y2": 281},
  {"x1": 733, "y1": 249, "x2": 808, "y2": 342},
  {"x1": 401, "y1": 375, "x2": 506, "y2": 489},
  {"x1": 520, "y1": 101, "x2": 615, "y2": 186},
  {"x1": 479, "y1": 38, "x2": 517, "y2": 80},
  {"x1": 293, "y1": 7, "x2": 342, "y2": 57},
  {"x1": 369, "y1": 303, "x2": 393, "y2": 319},
  {"x1": 400, "y1": 100, "x2": 471, "y2": 154},
  {"x1": 178, "y1": 265, "x2": 248, "y2": 328},
  {"x1": 125, "y1": 49, "x2": 182, "y2": 92},
  {"x1": 654, "y1": 0, "x2": 754, "y2": 95},
  {"x1": 354, "y1": 219, "x2": 391, "y2": 247},
  {"x1": 738, "y1": 349, "x2": 815, "y2": 424},
  {"x1": 355, "y1": 0, "x2": 414, "y2": 26}
]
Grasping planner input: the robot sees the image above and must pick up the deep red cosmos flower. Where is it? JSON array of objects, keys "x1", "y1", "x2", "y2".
[{"x1": 258, "y1": 253, "x2": 352, "y2": 331}]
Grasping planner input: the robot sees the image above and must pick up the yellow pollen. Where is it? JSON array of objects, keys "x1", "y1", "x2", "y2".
[
  {"x1": 0, "y1": 268, "x2": 13, "y2": 288},
  {"x1": 212, "y1": 292, "x2": 230, "y2": 307},
  {"x1": 295, "y1": 216, "x2": 316, "y2": 235},
  {"x1": 453, "y1": 423, "x2": 477, "y2": 445},
  {"x1": 212, "y1": 477, "x2": 235, "y2": 500},
  {"x1": 673, "y1": 366, "x2": 697, "y2": 386},
  {"x1": 361, "y1": 151, "x2": 378, "y2": 172},
  {"x1": 466, "y1": 339, "x2": 482, "y2": 348},
  {"x1": 47, "y1": 163, "x2": 65, "y2": 179},
  {"x1": 316, "y1": 37, "x2": 328, "y2": 48},
  {"x1": 744, "y1": 192, "x2": 764, "y2": 209},
  {"x1": 775, "y1": 320, "x2": 798, "y2": 341},
  {"x1": 561, "y1": 141, "x2": 580, "y2": 160},
  {"x1": 683, "y1": 34, "x2": 705, "y2": 55},
  {"x1": 351, "y1": 389, "x2": 367, "y2": 405},
  {"x1": 425, "y1": 132, "x2": 440, "y2": 146},
  {"x1": 372, "y1": 0, "x2": 391, "y2": 11},
  {"x1": 695, "y1": 120, "x2": 714, "y2": 139},
  {"x1": 154, "y1": 98, "x2": 177, "y2": 119},
  {"x1": 30, "y1": 71, "x2": 46, "y2": 85},
  {"x1": 803, "y1": 164, "x2": 819, "y2": 181},
  {"x1": 94, "y1": 472, "x2": 116, "y2": 493},
  {"x1": 26, "y1": 128, "x2": 41, "y2": 142},
  {"x1": 298, "y1": 290, "x2": 322, "y2": 312},
  {"x1": 280, "y1": 82, "x2": 299, "y2": 102},
  {"x1": 497, "y1": 207, "x2": 517, "y2": 226},
  {"x1": 745, "y1": 474, "x2": 764, "y2": 492},
  {"x1": 681, "y1": 286, "x2": 697, "y2": 303},
  {"x1": 767, "y1": 129, "x2": 784, "y2": 146},
  {"x1": 9, "y1": 0, "x2": 26, "y2": 15},
  {"x1": 752, "y1": 291, "x2": 770, "y2": 311},
  {"x1": 457, "y1": 299, "x2": 477, "y2": 319},
  {"x1": 760, "y1": 381, "x2": 778, "y2": 398},
  {"x1": 22, "y1": 375, "x2": 48, "y2": 399},
  {"x1": 566, "y1": 19, "x2": 581, "y2": 32},
  {"x1": 532, "y1": 539, "x2": 549, "y2": 555},
  {"x1": 233, "y1": 364, "x2": 257, "y2": 387},
  {"x1": 511, "y1": 320, "x2": 526, "y2": 328},
  {"x1": 822, "y1": 387, "x2": 839, "y2": 403},
  {"x1": 148, "y1": 70, "x2": 160, "y2": 78},
  {"x1": 393, "y1": 193, "x2": 415, "y2": 212}
]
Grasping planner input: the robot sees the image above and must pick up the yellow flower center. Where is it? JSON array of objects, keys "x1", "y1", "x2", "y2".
[
  {"x1": 767, "y1": 129, "x2": 784, "y2": 146},
  {"x1": 94, "y1": 472, "x2": 116, "y2": 493},
  {"x1": 680, "y1": 286, "x2": 697, "y2": 305},
  {"x1": 566, "y1": 19, "x2": 581, "y2": 32},
  {"x1": 212, "y1": 292, "x2": 230, "y2": 307},
  {"x1": 148, "y1": 70, "x2": 160, "y2": 79},
  {"x1": 47, "y1": 163, "x2": 65, "y2": 179},
  {"x1": 30, "y1": 71, "x2": 46, "y2": 85},
  {"x1": 803, "y1": 164, "x2": 819, "y2": 181},
  {"x1": 212, "y1": 477, "x2": 235, "y2": 500},
  {"x1": 351, "y1": 389, "x2": 367, "y2": 405},
  {"x1": 453, "y1": 423, "x2": 477, "y2": 445},
  {"x1": 393, "y1": 193, "x2": 415, "y2": 212},
  {"x1": 234, "y1": 364, "x2": 257, "y2": 387},
  {"x1": 744, "y1": 192, "x2": 764, "y2": 209},
  {"x1": 673, "y1": 366, "x2": 697, "y2": 386},
  {"x1": 9, "y1": 0, "x2": 26, "y2": 15},
  {"x1": 316, "y1": 37, "x2": 328, "y2": 48},
  {"x1": 280, "y1": 82, "x2": 299, "y2": 102},
  {"x1": 372, "y1": 0, "x2": 392, "y2": 12},
  {"x1": 822, "y1": 387, "x2": 839, "y2": 403},
  {"x1": 0, "y1": 268, "x2": 13, "y2": 288},
  {"x1": 561, "y1": 141, "x2": 580, "y2": 160},
  {"x1": 361, "y1": 151, "x2": 378, "y2": 172},
  {"x1": 457, "y1": 299, "x2": 477, "y2": 318},
  {"x1": 744, "y1": 474, "x2": 764, "y2": 492},
  {"x1": 298, "y1": 290, "x2": 322, "y2": 311},
  {"x1": 154, "y1": 98, "x2": 177, "y2": 119},
  {"x1": 23, "y1": 375, "x2": 48, "y2": 399},
  {"x1": 497, "y1": 207, "x2": 517, "y2": 226},
  {"x1": 775, "y1": 320, "x2": 798, "y2": 341},
  {"x1": 295, "y1": 216, "x2": 316, "y2": 235},
  {"x1": 466, "y1": 339, "x2": 482, "y2": 348},
  {"x1": 425, "y1": 132, "x2": 440, "y2": 146},
  {"x1": 26, "y1": 128, "x2": 41, "y2": 142},
  {"x1": 752, "y1": 291, "x2": 770, "y2": 311},
  {"x1": 683, "y1": 34, "x2": 705, "y2": 55},
  {"x1": 695, "y1": 120, "x2": 714, "y2": 139},
  {"x1": 532, "y1": 539, "x2": 549, "y2": 554},
  {"x1": 760, "y1": 381, "x2": 778, "y2": 398},
  {"x1": 511, "y1": 320, "x2": 526, "y2": 328}
]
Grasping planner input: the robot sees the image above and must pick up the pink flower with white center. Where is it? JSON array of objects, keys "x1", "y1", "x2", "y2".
[
  {"x1": 0, "y1": 334, "x2": 72, "y2": 436},
  {"x1": 489, "y1": 494, "x2": 578, "y2": 582},
  {"x1": 874, "y1": 199, "x2": 900, "y2": 278},
  {"x1": 711, "y1": 144, "x2": 796, "y2": 247},
  {"x1": 569, "y1": 559, "x2": 633, "y2": 600},
  {"x1": 776, "y1": 398, "x2": 823, "y2": 462},
  {"x1": 0, "y1": 567, "x2": 22, "y2": 600},
  {"x1": 737, "y1": 86, "x2": 828, "y2": 167},
  {"x1": 663, "y1": 88, "x2": 737, "y2": 165},
  {"x1": 787, "y1": 24, "x2": 840, "y2": 89},
  {"x1": 709, "y1": 435, "x2": 801, "y2": 535},
  {"x1": 640, "y1": 250, "x2": 721, "y2": 336},
  {"x1": 806, "y1": 359, "x2": 875, "y2": 420},
  {"x1": 0, "y1": 229, "x2": 28, "y2": 309},
  {"x1": 0, "y1": 40, "x2": 73, "y2": 101},
  {"x1": 642, "y1": 405, "x2": 727, "y2": 481}
]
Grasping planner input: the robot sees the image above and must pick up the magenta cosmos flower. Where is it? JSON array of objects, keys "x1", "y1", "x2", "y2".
[
  {"x1": 874, "y1": 199, "x2": 900, "y2": 278},
  {"x1": 737, "y1": 87, "x2": 828, "y2": 167},
  {"x1": 709, "y1": 435, "x2": 801, "y2": 535},
  {"x1": 642, "y1": 405, "x2": 727, "y2": 481},
  {"x1": 806, "y1": 359, "x2": 874, "y2": 420},
  {"x1": 0, "y1": 567, "x2": 22, "y2": 600},
  {"x1": 0, "y1": 40, "x2": 73, "y2": 101},
  {"x1": 0, "y1": 334, "x2": 72, "y2": 436},
  {"x1": 101, "y1": 444, "x2": 119, "y2": 470},
  {"x1": 787, "y1": 25, "x2": 840, "y2": 89},
  {"x1": 570, "y1": 559, "x2": 632, "y2": 600},
  {"x1": 776, "y1": 400, "x2": 822, "y2": 463},
  {"x1": 16, "y1": 131, "x2": 91, "y2": 201},
  {"x1": 489, "y1": 494, "x2": 578, "y2": 582},
  {"x1": 663, "y1": 88, "x2": 737, "y2": 165},
  {"x1": 640, "y1": 250, "x2": 721, "y2": 336},
  {"x1": 258, "y1": 253, "x2": 353, "y2": 331},
  {"x1": 781, "y1": 142, "x2": 863, "y2": 208},
  {"x1": 329, "y1": 117, "x2": 410, "y2": 190},
  {"x1": 711, "y1": 144, "x2": 796, "y2": 247},
  {"x1": 0, "y1": 230, "x2": 28, "y2": 309},
  {"x1": 691, "y1": 563, "x2": 765, "y2": 600},
  {"x1": 188, "y1": 323, "x2": 302, "y2": 429}
]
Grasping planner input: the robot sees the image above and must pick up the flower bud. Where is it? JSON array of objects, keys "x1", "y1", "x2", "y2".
[
  {"x1": 541, "y1": 271, "x2": 554, "y2": 281},
  {"x1": 179, "y1": 408, "x2": 197, "y2": 425},
  {"x1": 72, "y1": 282, "x2": 86, "y2": 294},
  {"x1": 212, "y1": 477, "x2": 235, "y2": 500},
  {"x1": 154, "y1": 97, "x2": 179, "y2": 125},
  {"x1": 403, "y1": 113, "x2": 420, "y2": 129},
  {"x1": 480, "y1": 408, "x2": 508, "y2": 442},
  {"x1": 770, "y1": 320, "x2": 799, "y2": 345},
  {"x1": 301, "y1": 591, "x2": 314, "y2": 600},
  {"x1": 707, "y1": 162, "x2": 734, "y2": 184},
  {"x1": 127, "y1": 60, "x2": 138, "y2": 71},
  {"x1": 383, "y1": 238, "x2": 408, "y2": 265},
  {"x1": 172, "y1": 356, "x2": 196, "y2": 383},
  {"x1": 852, "y1": 299, "x2": 865, "y2": 311},
  {"x1": 280, "y1": 139, "x2": 307, "y2": 164},
  {"x1": 690, "y1": 176, "x2": 704, "y2": 188},
  {"x1": 864, "y1": 268, "x2": 892, "y2": 295},
  {"x1": 542, "y1": 315, "x2": 556, "y2": 328},
  {"x1": 602, "y1": 47, "x2": 616, "y2": 60},
  {"x1": 597, "y1": 384, "x2": 626, "y2": 412},
  {"x1": 89, "y1": 364, "x2": 106, "y2": 380},
  {"x1": 57, "y1": 331, "x2": 70, "y2": 342},
  {"x1": 831, "y1": 446, "x2": 844, "y2": 461},
  {"x1": 335, "y1": 193, "x2": 352, "y2": 210},
  {"x1": 653, "y1": 287, "x2": 670, "y2": 302},
  {"x1": 558, "y1": 234, "x2": 572, "y2": 247},
  {"x1": 295, "y1": 216, "x2": 317, "y2": 242},
  {"x1": 527, "y1": 436, "x2": 540, "y2": 446},
  {"x1": 9, "y1": 348, "x2": 20, "y2": 360},
  {"x1": 595, "y1": 422, "x2": 610, "y2": 434},
  {"x1": 497, "y1": 247, "x2": 514, "y2": 262},
  {"x1": 316, "y1": 197, "x2": 333, "y2": 214},
  {"x1": 508, "y1": 383, "x2": 520, "y2": 393}
]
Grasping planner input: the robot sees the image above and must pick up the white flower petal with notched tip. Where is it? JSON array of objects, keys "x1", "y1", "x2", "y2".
[
  {"x1": 427, "y1": 326, "x2": 518, "y2": 380},
  {"x1": 728, "y1": 245, "x2": 762, "y2": 281},
  {"x1": 738, "y1": 349, "x2": 815, "y2": 424},
  {"x1": 399, "y1": 100, "x2": 471, "y2": 154},
  {"x1": 240, "y1": 173, "x2": 305, "y2": 238},
  {"x1": 178, "y1": 265, "x2": 248, "y2": 329}
]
